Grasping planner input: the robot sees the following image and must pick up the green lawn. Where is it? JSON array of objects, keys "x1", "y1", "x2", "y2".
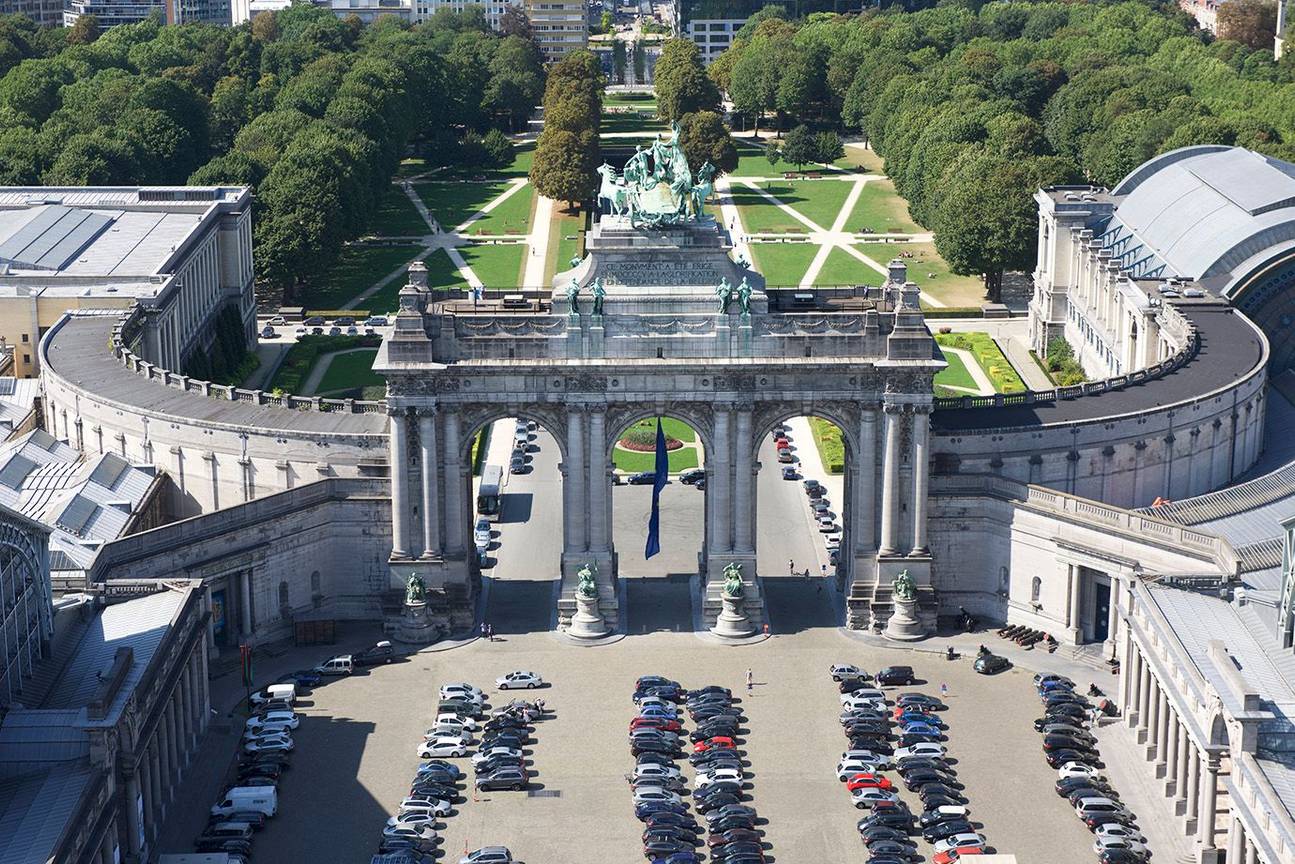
[
  {"x1": 842, "y1": 146, "x2": 885, "y2": 173},
  {"x1": 620, "y1": 416, "x2": 698, "y2": 443},
  {"x1": 748, "y1": 242, "x2": 818, "y2": 287},
  {"x1": 772, "y1": 178, "x2": 857, "y2": 230},
  {"x1": 600, "y1": 111, "x2": 667, "y2": 134},
  {"x1": 613, "y1": 446, "x2": 700, "y2": 473},
  {"x1": 730, "y1": 139, "x2": 779, "y2": 177},
  {"x1": 812, "y1": 246, "x2": 882, "y2": 287},
  {"x1": 371, "y1": 185, "x2": 430, "y2": 237},
  {"x1": 306, "y1": 243, "x2": 425, "y2": 309},
  {"x1": 467, "y1": 182, "x2": 534, "y2": 236},
  {"x1": 500, "y1": 142, "x2": 534, "y2": 179},
  {"x1": 934, "y1": 332, "x2": 1025, "y2": 393},
  {"x1": 856, "y1": 241, "x2": 985, "y2": 307},
  {"x1": 313, "y1": 349, "x2": 383, "y2": 397},
  {"x1": 934, "y1": 349, "x2": 977, "y2": 391},
  {"x1": 808, "y1": 417, "x2": 844, "y2": 474},
  {"x1": 846, "y1": 178, "x2": 922, "y2": 235},
  {"x1": 395, "y1": 158, "x2": 428, "y2": 179},
  {"x1": 460, "y1": 242, "x2": 527, "y2": 289},
  {"x1": 413, "y1": 180, "x2": 515, "y2": 232},
  {"x1": 731, "y1": 183, "x2": 807, "y2": 234},
  {"x1": 604, "y1": 95, "x2": 657, "y2": 108}
]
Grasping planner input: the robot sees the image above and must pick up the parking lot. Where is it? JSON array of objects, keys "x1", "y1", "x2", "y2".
[{"x1": 236, "y1": 628, "x2": 1098, "y2": 863}]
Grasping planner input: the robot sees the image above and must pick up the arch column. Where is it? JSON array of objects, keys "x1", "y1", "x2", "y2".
[
  {"x1": 710, "y1": 404, "x2": 732, "y2": 556},
  {"x1": 733, "y1": 408, "x2": 752, "y2": 554},
  {"x1": 419, "y1": 409, "x2": 441, "y2": 558},
  {"x1": 564, "y1": 407, "x2": 587, "y2": 555},
  {"x1": 389, "y1": 409, "x2": 410, "y2": 558},
  {"x1": 442, "y1": 409, "x2": 464, "y2": 556},
  {"x1": 909, "y1": 405, "x2": 930, "y2": 556},
  {"x1": 588, "y1": 408, "x2": 609, "y2": 553},
  {"x1": 878, "y1": 402, "x2": 903, "y2": 556},
  {"x1": 853, "y1": 405, "x2": 877, "y2": 555}
]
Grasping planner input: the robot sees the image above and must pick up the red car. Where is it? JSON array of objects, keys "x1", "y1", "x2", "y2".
[
  {"x1": 631, "y1": 717, "x2": 681, "y2": 732},
  {"x1": 934, "y1": 848, "x2": 984, "y2": 864},
  {"x1": 845, "y1": 773, "x2": 894, "y2": 792},
  {"x1": 693, "y1": 736, "x2": 736, "y2": 753}
]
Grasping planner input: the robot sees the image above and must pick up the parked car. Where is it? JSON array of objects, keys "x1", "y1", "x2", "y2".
[
  {"x1": 679, "y1": 468, "x2": 705, "y2": 485},
  {"x1": 973, "y1": 653, "x2": 1010, "y2": 674},
  {"x1": 781, "y1": 466, "x2": 798, "y2": 480},
  {"x1": 830, "y1": 664, "x2": 868, "y2": 682},
  {"x1": 627, "y1": 471, "x2": 657, "y2": 485},
  {"x1": 245, "y1": 710, "x2": 299, "y2": 732},
  {"x1": 419, "y1": 737, "x2": 469, "y2": 758},
  {"x1": 459, "y1": 847, "x2": 513, "y2": 864},
  {"x1": 475, "y1": 766, "x2": 529, "y2": 791},
  {"x1": 354, "y1": 641, "x2": 395, "y2": 666},
  {"x1": 496, "y1": 670, "x2": 544, "y2": 690},
  {"x1": 877, "y1": 667, "x2": 917, "y2": 686},
  {"x1": 243, "y1": 734, "x2": 293, "y2": 754}
]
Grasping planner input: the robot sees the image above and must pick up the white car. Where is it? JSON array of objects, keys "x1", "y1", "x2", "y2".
[
  {"x1": 460, "y1": 847, "x2": 512, "y2": 864},
  {"x1": 852, "y1": 788, "x2": 900, "y2": 809},
  {"x1": 243, "y1": 734, "x2": 293, "y2": 753},
  {"x1": 830, "y1": 664, "x2": 866, "y2": 681},
  {"x1": 637, "y1": 696, "x2": 675, "y2": 712},
  {"x1": 399, "y1": 797, "x2": 454, "y2": 816},
  {"x1": 383, "y1": 823, "x2": 439, "y2": 843},
  {"x1": 388, "y1": 812, "x2": 439, "y2": 830},
  {"x1": 424, "y1": 729, "x2": 471, "y2": 746},
  {"x1": 243, "y1": 725, "x2": 292, "y2": 742},
  {"x1": 419, "y1": 737, "x2": 468, "y2": 758},
  {"x1": 1094, "y1": 836, "x2": 1148, "y2": 855},
  {"x1": 837, "y1": 758, "x2": 888, "y2": 780},
  {"x1": 472, "y1": 746, "x2": 522, "y2": 765},
  {"x1": 473, "y1": 519, "x2": 491, "y2": 546},
  {"x1": 840, "y1": 688, "x2": 887, "y2": 704},
  {"x1": 696, "y1": 768, "x2": 743, "y2": 787},
  {"x1": 1058, "y1": 762, "x2": 1103, "y2": 780},
  {"x1": 441, "y1": 682, "x2": 484, "y2": 698},
  {"x1": 246, "y1": 711, "x2": 299, "y2": 731},
  {"x1": 894, "y1": 743, "x2": 946, "y2": 762},
  {"x1": 934, "y1": 834, "x2": 985, "y2": 854},
  {"x1": 842, "y1": 749, "x2": 893, "y2": 766},
  {"x1": 841, "y1": 694, "x2": 887, "y2": 711},
  {"x1": 435, "y1": 712, "x2": 478, "y2": 730},
  {"x1": 429, "y1": 719, "x2": 475, "y2": 738},
  {"x1": 634, "y1": 763, "x2": 683, "y2": 783},
  {"x1": 1095, "y1": 824, "x2": 1146, "y2": 842},
  {"x1": 632, "y1": 787, "x2": 683, "y2": 806},
  {"x1": 496, "y1": 671, "x2": 544, "y2": 690}
]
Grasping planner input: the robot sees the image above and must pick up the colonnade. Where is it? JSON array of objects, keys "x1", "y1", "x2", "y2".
[
  {"x1": 120, "y1": 640, "x2": 210, "y2": 863},
  {"x1": 390, "y1": 407, "x2": 467, "y2": 562}
]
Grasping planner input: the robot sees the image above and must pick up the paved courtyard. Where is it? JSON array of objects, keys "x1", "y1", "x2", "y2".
[{"x1": 203, "y1": 629, "x2": 1097, "y2": 864}]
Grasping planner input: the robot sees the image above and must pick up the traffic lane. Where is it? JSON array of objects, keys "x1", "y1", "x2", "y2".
[
  {"x1": 612, "y1": 482, "x2": 705, "y2": 579},
  {"x1": 491, "y1": 428, "x2": 563, "y2": 582},
  {"x1": 755, "y1": 430, "x2": 831, "y2": 581}
]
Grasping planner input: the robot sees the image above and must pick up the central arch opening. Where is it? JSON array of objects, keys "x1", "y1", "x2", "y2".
[{"x1": 610, "y1": 415, "x2": 707, "y2": 633}]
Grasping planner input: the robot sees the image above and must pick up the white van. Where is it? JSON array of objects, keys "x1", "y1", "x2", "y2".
[
  {"x1": 210, "y1": 787, "x2": 277, "y2": 818},
  {"x1": 1075, "y1": 796, "x2": 1127, "y2": 818},
  {"x1": 314, "y1": 655, "x2": 353, "y2": 676}
]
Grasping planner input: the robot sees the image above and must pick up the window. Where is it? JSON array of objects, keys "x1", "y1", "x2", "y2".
[
  {"x1": 278, "y1": 581, "x2": 290, "y2": 614},
  {"x1": 1031, "y1": 576, "x2": 1042, "y2": 603},
  {"x1": 22, "y1": 355, "x2": 29, "y2": 364},
  {"x1": 20, "y1": 334, "x2": 28, "y2": 343}
]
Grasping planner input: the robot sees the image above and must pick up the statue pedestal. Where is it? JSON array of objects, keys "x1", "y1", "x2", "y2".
[
  {"x1": 394, "y1": 600, "x2": 440, "y2": 646},
  {"x1": 884, "y1": 596, "x2": 927, "y2": 642},
  {"x1": 568, "y1": 592, "x2": 610, "y2": 639},
  {"x1": 711, "y1": 594, "x2": 754, "y2": 639}
]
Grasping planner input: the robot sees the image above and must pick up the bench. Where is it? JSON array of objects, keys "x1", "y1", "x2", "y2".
[{"x1": 501, "y1": 294, "x2": 528, "y2": 309}]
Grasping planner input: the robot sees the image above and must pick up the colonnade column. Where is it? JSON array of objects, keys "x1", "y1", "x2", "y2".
[
  {"x1": 565, "y1": 407, "x2": 586, "y2": 554},
  {"x1": 588, "y1": 408, "x2": 609, "y2": 553},
  {"x1": 1138, "y1": 662, "x2": 1152, "y2": 739},
  {"x1": 125, "y1": 767, "x2": 143, "y2": 858},
  {"x1": 389, "y1": 410, "x2": 409, "y2": 558},
  {"x1": 734, "y1": 408, "x2": 752, "y2": 554},
  {"x1": 711, "y1": 405, "x2": 732, "y2": 556},
  {"x1": 1165, "y1": 711, "x2": 1180, "y2": 791},
  {"x1": 1175, "y1": 724, "x2": 1190, "y2": 805},
  {"x1": 1106, "y1": 577, "x2": 1121, "y2": 646},
  {"x1": 238, "y1": 570, "x2": 252, "y2": 637},
  {"x1": 1198, "y1": 755, "x2": 1219, "y2": 848},
  {"x1": 179, "y1": 663, "x2": 193, "y2": 751},
  {"x1": 878, "y1": 402, "x2": 902, "y2": 556},
  {"x1": 99, "y1": 819, "x2": 116, "y2": 864},
  {"x1": 148, "y1": 741, "x2": 162, "y2": 827},
  {"x1": 1227, "y1": 815, "x2": 1245, "y2": 864},
  {"x1": 1123, "y1": 639, "x2": 1139, "y2": 725},
  {"x1": 855, "y1": 407, "x2": 877, "y2": 554},
  {"x1": 1067, "y1": 564, "x2": 1082, "y2": 636},
  {"x1": 442, "y1": 410, "x2": 463, "y2": 556},
  {"x1": 1245, "y1": 837, "x2": 1259, "y2": 864},
  {"x1": 1186, "y1": 742, "x2": 1201, "y2": 822},
  {"x1": 1146, "y1": 678, "x2": 1161, "y2": 750},
  {"x1": 1156, "y1": 690, "x2": 1171, "y2": 771},
  {"x1": 167, "y1": 701, "x2": 180, "y2": 797},
  {"x1": 419, "y1": 409, "x2": 441, "y2": 558},
  {"x1": 909, "y1": 405, "x2": 930, "y2": 555}
]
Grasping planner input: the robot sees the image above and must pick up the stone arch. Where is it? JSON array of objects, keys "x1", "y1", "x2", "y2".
[
  {"x1": 457, "y1": 404, "x2": 570, "y2": 466},
  {"x1": 751, "y1": 402, "x2": 858, "y2": 464},
  {"x1": 1209, "y1": 709, "x2": 1231, "y2": 749},
  {"x1": 605, "y1": 405, "x2": 714, "y2": 461}
]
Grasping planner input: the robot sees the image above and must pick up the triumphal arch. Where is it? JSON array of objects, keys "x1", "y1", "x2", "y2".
[{"x1": 373, "y1": 130, "x2": 942, "y2": 635}]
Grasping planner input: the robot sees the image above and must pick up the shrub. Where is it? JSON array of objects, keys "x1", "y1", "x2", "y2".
[{"x1": 1045, "y1": 337, "x2": 1086, "y2": 386}]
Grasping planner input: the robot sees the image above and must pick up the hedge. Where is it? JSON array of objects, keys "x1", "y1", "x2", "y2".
[
  {"x1": 808, "y1": 417, "x2": 845, "y2": 475},
  {"x1": 933, "y1": 332, "x2": 1025, "y2": 394},
  {"x1": 269, "y1": 334, "x2": 382, "y2": 394}
]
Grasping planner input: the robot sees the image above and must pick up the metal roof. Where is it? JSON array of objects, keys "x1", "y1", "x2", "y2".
[{"x1": 0, "y1": 764, "x2": 94, "y2": 864}]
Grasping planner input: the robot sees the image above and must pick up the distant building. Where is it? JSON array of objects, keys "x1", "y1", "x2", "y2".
[
  {"x1": 0, "y1": 580, "x2": 211, "y2": 864},
  {"x1": 317, "y1": 0, "x2": 411, "y2": 21},
  {"x1": 0, "y1": 502, "x2": 52, "y2": 711},
  {"x1": 685, "y1": 17, "x2": 743, "y2": 63},
  {"x1": 0, "y1": 0, "x2": 63, "y2": 26},
  {"x1": 1180, "y1": 0, "x2": 1222, "y2": 33},
  {"x1": 411, "y1": 0, "x2": 516, "y2": 27},
  {"x1": 524, "y1": 0, "x2": 587, "y2": 61},
  {"x1": 63, "y1": 0, "x2": 231, "y2": 27},
  {"x1": 0, "y1": 186, "x2": 255, "y2": 378}
]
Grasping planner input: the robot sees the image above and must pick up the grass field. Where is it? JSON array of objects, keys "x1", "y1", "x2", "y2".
[
  {"x1": 467, "y1": 182, "x2": 534, "y2": 236},
  {"x1": 730, "y1": 139, "x2": 780, "y2": 177},
  {"x1": 812, "y1": 246, "x2": 882, "y2": 286},
  {"x1": 935, "y1": 331, "x2": 1025, "y2": 393},
  {"x1": 855, "y1": 241, "x2": 985, "y2": 307},
  {"x1": 414, "y1": 180, "x2": 515, "y2": 232},
  {"x1": 731, "y1": 183, "x2": 808, "y2": 234},
  {"x1": 545, "y1": 206, "x2": 584, "y2": 286},
  {"x1": 748, "y1": 242, "x2": 819, "y2": 287},
  {"x1": 460, "y1": 242, "x2": 527, "y2": 289},
  {"x1": 371, "y1": 185, "x2": 430, "y2": 237},
  {"x1": 841, "y1": 146, "x2": 884, "y2": 173},
  {"x1": 395, "y1": 158, "x2": 428, "y2": 179},
  {"x1": 313, "y1": 349, "x2": 383, "y2": 397},
  {"x1": 933, "y1": 350, "x2": 977, "y2": 391},
  {"x1": 776, "y1": 179, "x2": 856, "y2": 230},
  {"x1": 619, "y1": 417, "x2": 698, "y2": 443},
  {"x1": 306, "y1": 243, "x2": 424, "y2": 309},
  {"x1": 846, "y1": 179, "x2": 922, "y2": 235},
  {"x1": 613, "y1": 446, "x2": 700, "y2": 473},
  {"x1": 601, "y1": 111, "x2": 667, "y2": 134}
]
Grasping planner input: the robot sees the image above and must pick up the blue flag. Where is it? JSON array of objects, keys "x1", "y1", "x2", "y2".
[{"x1": 644, "y1": 419, "x2": 669, "y2": 559}]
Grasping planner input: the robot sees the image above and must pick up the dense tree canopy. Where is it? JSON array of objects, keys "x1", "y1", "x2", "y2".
[
  {"x1": 712, "y1": 0, "x2": 1295, "y2": 294},
  {"x1": 653, "y1": 39, "x2": 720, "y2": 123},
  {"x1": 530, "y1": 49, "x2": 602, "y2": 209}
]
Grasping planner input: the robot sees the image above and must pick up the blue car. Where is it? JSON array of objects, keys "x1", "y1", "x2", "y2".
[
  {"x1": 1037, "y1": 679, "x2": 1074, "y2": 694},
  {"x1": 896, "y1": 711, "x2": 942, "y2": 727},
  {"x1": 900, "y1": 722, "x2": 943, "y2": 737},
  {"x1": 639, "y1": 705, "x2": 678, "y2": 720},
  {"x1": 663, "y1": 855, "x2": 699, "y2": 864},
  {"x1": 277, "y1": 670, "x2": 321, "y2": 688}
]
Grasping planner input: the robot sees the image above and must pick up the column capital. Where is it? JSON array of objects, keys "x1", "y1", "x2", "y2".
[
  {"x1": 910, "y1": 403, "x2": 932, "y2": 416},
  {"x1": 859, "y1": 401, "x2": 882, "y2": 417},
  {"x1": 882, "y1": 402, "x2": 905, "y2": 415},
  {"x1": 415, "y1": 406, "x2": 438, "y2": 419}
]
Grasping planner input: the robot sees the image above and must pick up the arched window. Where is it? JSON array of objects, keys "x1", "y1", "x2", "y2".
[
  {"x1": 310, "y1": 571, "x2": 321, "y2": 593},
  {"x1": 1031, "y1": 576, "x2": 1042, "y2": 603},
  {"x1": 278, "y1": 581, "x2": 290, "y2": 614}
]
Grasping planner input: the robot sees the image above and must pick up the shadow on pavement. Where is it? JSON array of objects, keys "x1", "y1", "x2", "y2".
[
  {"x1": 761, "y1": 575, "x2": 840, "y2": 633},
  {"x1": 625, "y1": 575, "x2": 695, "y2": 634},
  {"x1": 483, "y1": 578, "x2": 555, "y2": 634}
]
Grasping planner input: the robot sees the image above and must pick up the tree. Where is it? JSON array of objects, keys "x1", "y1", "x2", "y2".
[
  {"x1": 251, "y1": 10, "x2": 279, "y2": 43},
  {"x1": 500, "y1": 5, "x2": 534, "y2": 41},
  {"x1": 764, "y1": 139, "x2": 780, "y2": 172},
  {"x1": 1218, "y1": 0, "x2": 1278, "y2": 50},
  {"x1": 531, "y1": 128, "x2": 598, "y2": 209},
  {"x1": 781, "y1": 125, "x2": 816, "y2": 171},
  {"x1": 483, "y1": 35, "x2": 544, "y2": 132},
  {"x1": 612, "y1": 39, "x2": 626, "y2": 85},
  {"x1": 677, "y1": 110, "x2": 738, "y2": 175},
  {"x1": 482, "y1": 127, "x2": 513, "y2": 168},
  {"x1": 813, "y1": 130, "x2": 844, "y2": 166},
  {"x1": 600, "y1": 10, "x2": 613, "y2": 33},
  {"x1": 67, "y1": 14, "x2": 100, "y2": 46},
  {"x1": 653, "y1": 39, "x2": 719, "y2": 122},
  {"x1": 632, "y1": 39, "x2": 645, "y2": 83}
]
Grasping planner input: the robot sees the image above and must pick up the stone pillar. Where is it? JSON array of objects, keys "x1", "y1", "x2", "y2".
[
  {"x1": 1186, "y1": 743, "x2": 1201, "y2": 822},
  {"x1": 1147, "y1": 679, "x2": 1161, "y2": 749},
  {"x1": 178, "y1": 665, "x2": 193, "y2": 753},
  {"x1": 125, "y1": 769, "x2": 143, "y2": 858},
  {"x1": 158, "y1": 717, "x2": 173, "y2": 808},
  {"x1": 443, "y1": 410, "x2": 463, "y2": 555},
  {"x1": 712, "y1": 405, "x2": 732, "y2": 554},
  {"x1": 909, "y1": 405, "x2": 930, "y2": 555},
  {"x1": 238, "y1": 570, "x2": 252, "y2": 637},
  {"x1": 197, "y1": 644, "x2": 211, "y2": 732},
  {"x1": 148, "y1": 742, "x2": 162, "y2": 828},
  {"x1": 1067, "y1": 563, "x2": 1082, "y2": 637},
  {"x1": 1244, "y1": 836, "x2": 1258, "y2": 864},
  {"x1": 389, "y1": 410, "x2": 410, "y2": 558},
  {"x1": 589, "y1": 408, "x2": 609, "y2": 552},
  {"x1": 1139, "y1": 662, "x2": 1152, "y2": 735},
  {"x1": 1156, "y1": 689, "x2": 1170, "y2": 769},
  {"x1": 565, "y1": 407, "x2": 586, "y2": 553},
  {"x1": 1175, "y1": 725, "x2": 1190, "y2": 805},
  {"x1": 419, "y1": 410, "x2": 441, "y2": 558},
  {"x1": 1227, "y1": 815, "x2": 1244, "y2": 864},
  {"x1": 878, "y1": 403, "x2": 902, "y2": 556},
  {"x1": 1106, "y1": 577, "x2": 1120, "y2": 646},
  {"x1": 99, "y1": 819, "x2": 116, "y2": 864},
  {"x1": 856, "y1": 407, "x2": 877, "y2": 553},
  {"x1": 1122, "y1": 639, "x2": 1138, "y2": 725},
  {"x1": 734, "y1": 408, "x2": 752, "y2": 553},
  {"x1": 1165, "y1": 712, "x2": 1180, "y2": 792},
  {"x1": 1198, "y1": 756, "x2": 1218, "y2": 847}
]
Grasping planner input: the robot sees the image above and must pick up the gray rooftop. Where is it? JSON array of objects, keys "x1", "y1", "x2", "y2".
[
  {"x1": 43, "y1": 315, "x2": 388, "y2": 437},
  {"x1": 0, "y1": 763, "x2": 94, "y2": 864}
]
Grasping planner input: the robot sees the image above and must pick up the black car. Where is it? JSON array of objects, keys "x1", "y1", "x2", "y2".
[
  {"x1": 973, "y1": 653, "x2": 1010, "y2": 675},
  {"x1": 690, "y1": 706, "x2": 742, "y2": 722},
  {"x1": 1058, "y1": 780, "x2": 1119, "y2": 800},
  {"x1": 705, "y1": 804, "x2": 757, "y2": 823},
  {"x1": 876, "y1": 666, "x2": 916, "y2": 686},
  {"x1": 410, "y1": 781, "x2": 458, "y2": 799},
  {"x1": 1034, "y1": 715, "x2": 1089, "y2": 732},
  {"x1": 710, "y1": 828, "x2": 762, "y2": 847},
  {"x1": 859, "y1": 825, "x2": 910, "y2": 843},
  {"x1": 848, "y1": 738, "x2": 894, "y2": 755},
  {"x1": 1044, "y1": 691, "x2": 1090, "y2": 707},
  {"x1": 710, "y1": 815, "x2": 758, "y2": 834},
  {"x1": 1098, "y1": 850, "x2": 1151, "y2": 864},
  {"x1": 638, "y1": 676, "x2": 681, "y2": 690},
  {"x1": 898, "y1": 732, "x2": 943, "y2": 747},
  {"x1": 858, "y1": 812, "x2": 913, "y2": 832},
  {"x1": 633, "y1": 741, "x2": 683, "y2": 758},
  {"x1": 1066, "y1": 787, "x2": 1122, "y2": 807},
  {"x1": 236, "y1": 762, "x2": 281, "y2": 780},
  {"x1": 919, "y1": 794, "x2": 963, "y2": 811},
  {"x1": 195, "y1": 839, "x2": 251, "y2": 856},
  {"x1": 643, "y1": 839, "x2": 690, "y2": 859},
  {"x1": 679, "y1": 468, "x2": 705, "y2": 485},
  {"x1": 1043, "y1": 733, "x2": 1096, "y2": 752},
  {"x1": 915, "y1": 783, "x2": 966, "y2": 803},
  {"x1": 636, "y1": 801, "x2": 688, "y2": 820},
  {"x1": 922, "y1": 819, "x2": 976, "y2": 843},
  {"x1": 865, "y1": 839, "x2": 916, "y2": 857},
  {"x1": 628, "y1": 471, "x2": 658, "y2": 485},
  {"x1": 692, "y1": 751, "x2": 742, "y2": 768},
  {"x1": 636, "y1": 751, "x2": 677, "y2": 767},
  {"x1": 643, "y1": 825, "x2": 699, "y2": 844},
  {"x1": 710, "y1": 841, "x2": 763, "y2": 860},
  {"x1": 840, "y1": 678, "x2": 877, "y2": 695},
  {"x1": 646, "y1": 811, "x2": 699, "y2": 829},
  {"x1": 353, "y1": 640, "x2": 395, "y2": 666},
  {"x1": 637, "y1": 685, "x2": 687, "y2": 703},
  {"x1": 918, "y1": 807, "x2": 966, "y2": 827},
  {"x1": 903, "y1": 770, "x2": 962, "y2": 792},
  {"x1": 696, "y1": 793, "x2": 742, "y2": 813},
  {"x1": 896, "y1": 693, "x2": 944, "y2": 710},
  {"x1": 1046, "y1": 748, "x2": 1103, "y2": 769}
]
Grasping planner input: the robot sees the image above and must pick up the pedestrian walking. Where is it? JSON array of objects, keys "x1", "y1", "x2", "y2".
[
  {"x1": 480, "y1": 621, "x2": 488, "y2": 640},
  {"x1": 486, "y1": 623, "x2": 494, "y2": 642},
  {"x1": 788, "y1": 558, "x2": 795, "y2": 575},
  {"x1": 745, "y1": 668, "x2": 753, "y2": 694},
  {"x1": 762, "y1": 622, "x2": 769, "y2": 637},
  {"x1": 803, "y1": 568, "x2": 810, "y2": 582},
  {"x1": 940, "y1": 682, "x2": 949, "y2": 699},
  {"x1": 821, "y1": 563, "x2": 827, "y2": 578}
]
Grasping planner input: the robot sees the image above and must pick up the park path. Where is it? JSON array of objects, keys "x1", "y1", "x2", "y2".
[
  {"x1": 714, "y1": 176, "x2": 754, "y2": 269},
  {"x1": 938, "y1": 345, "x2": 995, "y2": 396},
  {"x1": 300, "y1": 346, "x2": 378, "y2": 396},
  {"x1": 521, "y1": 193, "x2": 556, "y2": 289},
  {"x1": 800, "y1": 177, "x2": 866, "y2": 288}
]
